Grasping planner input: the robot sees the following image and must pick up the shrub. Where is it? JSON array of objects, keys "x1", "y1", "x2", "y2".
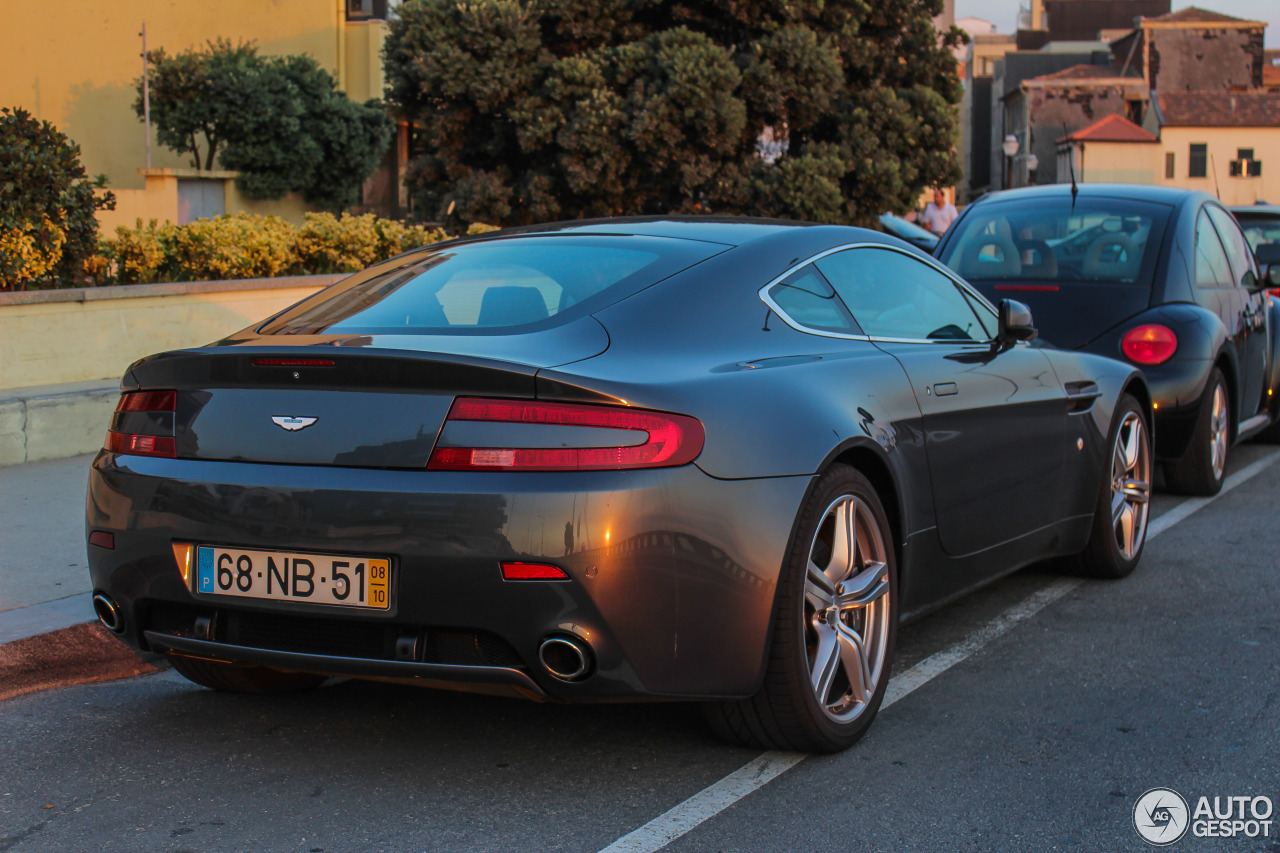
[
  {"x1": 0, "y1": 107, "x2": 115, "y2": 289},
  {"x1": 293, "y1": 212, "x2": 446, "y2": 273},
  {"x1": 168, "y1": 213, "x2": 297, "y2": 280},
  {"x1": 110, "y1": 219, "x2": 178, "y2": 284},
  {"x1": 98, "y1": 212, "x2": 453, "y2": 284}
]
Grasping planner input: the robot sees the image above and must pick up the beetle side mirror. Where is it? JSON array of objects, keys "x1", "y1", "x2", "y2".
[{"x1": 997, "y1": 299, "x2": 1038, "y2": 348}]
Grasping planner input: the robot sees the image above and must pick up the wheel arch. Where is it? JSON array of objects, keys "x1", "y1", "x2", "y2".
[{"x1": 747, "y1": 437, "x2": 908, "y2": 697}]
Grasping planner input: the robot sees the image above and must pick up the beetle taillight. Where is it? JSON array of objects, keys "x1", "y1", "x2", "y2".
[
  {"x1": 1122, "y1": 325, "x2": 1177, "y2": 365},
  {"x1": 106, "y1": 390, "x2": 177, "y2": 458},
  {"x1": 427, "y1": 398, "x2": 705, "y2": 471}
]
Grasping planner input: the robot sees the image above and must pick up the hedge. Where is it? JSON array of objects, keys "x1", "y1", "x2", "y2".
[{"x1": 99, "y1": 212, "x2": 461, "y2": 285}]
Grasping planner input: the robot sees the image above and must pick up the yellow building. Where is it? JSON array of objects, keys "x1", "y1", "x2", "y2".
[
  {"x1": 0, "y1": 0, "x2": 392, "y2": 228},
  {"x1": 1055, "y1": 94, "x2": 1280, "y2": 205}
]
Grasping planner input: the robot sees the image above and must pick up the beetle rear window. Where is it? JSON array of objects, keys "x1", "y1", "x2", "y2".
[
  {"x1": 939, "y1": 198, "x2": 1171, "y2": 287},
  {"x1": 261, "y1": 235, "x2": 723, "y2": 335}
]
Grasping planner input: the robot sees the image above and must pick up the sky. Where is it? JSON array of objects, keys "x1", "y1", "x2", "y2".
[{"x1": 955, "y1": 0, "x2": 1278, "y2": 48}]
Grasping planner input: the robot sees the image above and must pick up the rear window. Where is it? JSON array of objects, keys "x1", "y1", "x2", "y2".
[
  {"x1": 262, "y1": 235, "x2": 723, "y2": 335},
  {"x1": 1235, "y1": 214, "x2": 1280, "y2": 254},
  {"x1": 939, "y1": 198, "x2": 1171, "y2": 286}
]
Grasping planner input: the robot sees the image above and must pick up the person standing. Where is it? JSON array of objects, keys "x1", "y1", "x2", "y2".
[{"x1": 922, "y1": 189, "x2": 958, "y2": 236}]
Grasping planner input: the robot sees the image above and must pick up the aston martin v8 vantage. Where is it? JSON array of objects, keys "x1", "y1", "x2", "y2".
[{"x1": 87, "y1": 218, "x2": 1153, "y2": 752}]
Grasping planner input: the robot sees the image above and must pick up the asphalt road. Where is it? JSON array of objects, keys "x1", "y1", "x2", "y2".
[{"x1": 2, "y1": 447, "x2": 1279, "y2": 853}]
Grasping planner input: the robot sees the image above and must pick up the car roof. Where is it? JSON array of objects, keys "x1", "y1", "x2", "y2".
[
  {"x1": 469, "y1": 216, "x2": 815, "y2": 247},
  {"x1": 1230, "y1": 203, "x2": 1280, "y2": 217},
  {"x1": 972, "y1": 183, "x2": 1216, "y2": 208}
]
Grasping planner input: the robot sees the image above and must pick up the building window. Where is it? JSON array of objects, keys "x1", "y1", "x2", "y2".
[
  {"x1": 1230, "y1": 148, "x2": 1263, "y2": 178},
  {"x1": 346, "y1": 0, "x2": 389, "y2": 20},
  {"x1": 1189, "y1": 144, "x2": 1208, "y2": 179},
  {"x1": 1165, "y1": 152, "x2": 1176, "y2": 179}
]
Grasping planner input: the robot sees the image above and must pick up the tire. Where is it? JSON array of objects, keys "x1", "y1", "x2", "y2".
[
  {"x1": 166, "y1": 654, "x2": 327, "y2": 693},
  {"x1": 1062, "y1": 395, "x2": 1151, "y2": 579},
  {"x1": 1164, "y1": 368, "x2": 1229, "y2": 496},
  {"x1": 703, "y1": 465, "x2": 897, "y2": 753}
]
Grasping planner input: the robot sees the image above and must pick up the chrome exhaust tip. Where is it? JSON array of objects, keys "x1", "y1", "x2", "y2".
[
  {"x1": 92, "y1": 593, "x2": 124, "y2": 634},
  {"x1": 538, "y1": 636, "x2": 591, "y2": 681}
]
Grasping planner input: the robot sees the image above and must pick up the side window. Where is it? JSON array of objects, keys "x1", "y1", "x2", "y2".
[
  {"x1": 816, "y1": 248, "x2": 986, "y2": 342},
  {"x1": 1195, "y1": 211, "x2": 1234, "y2": 288},
  {"x1": 1205, "y1": 205, "x2": 1255, "y2": 288},
  {"x1": 766, "y1": 264, "x2": 861, "y2": 335}
]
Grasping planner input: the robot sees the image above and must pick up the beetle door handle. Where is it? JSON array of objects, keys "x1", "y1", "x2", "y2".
[{"x1": 933, "y1": 382, "x2": 958, "y2": 396}]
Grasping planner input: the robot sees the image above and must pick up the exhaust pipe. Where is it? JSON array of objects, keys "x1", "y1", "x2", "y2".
[
  {"x1": 92, "y1": 593, "x2": 124, "y2": 634},
  {"x1": 538, "y1": 636, "x2": 591, "y2": 681}
]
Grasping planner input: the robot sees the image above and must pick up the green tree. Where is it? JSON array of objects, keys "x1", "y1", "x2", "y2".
[
  {"x1": 137, "y1": 41, "x2": 393, "y2": 210},
  {"x1": 0, "y1": 107, "x2": 115, "y2": 289},
  {"x1": 384, "y1": 0, "x2": 965, "y2": 226}
]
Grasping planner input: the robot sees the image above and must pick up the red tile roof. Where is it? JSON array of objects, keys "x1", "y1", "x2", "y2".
[
  {"x1": 1155, "y1": 91, "x2": 1280, "y2": 127},
  {"x1": 1029, "y1": 64, "x2": 1135, "y2": 82},
  {"x1": 1058, "y1": 113, "x2": 1158, "y2": 143},
  {"x1": 1143, "y1": 7, "x2": 1262, "y2": 26}
]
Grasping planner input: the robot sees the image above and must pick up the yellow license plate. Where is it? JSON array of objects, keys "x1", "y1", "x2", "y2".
[{"x1": 195, "y1": 546, "x2": 390, "y2": 610}]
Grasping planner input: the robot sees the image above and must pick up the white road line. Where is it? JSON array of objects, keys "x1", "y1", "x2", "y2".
[
  {"x1": 593, "y1": 448, "x2": 1280, "y2": 853},
  {"x1": 1145, "y1": 450, "x2": 1280, "y2": 539},
  {"x1": 596, "y1": 751, "x2": 807, "y2": 853}
]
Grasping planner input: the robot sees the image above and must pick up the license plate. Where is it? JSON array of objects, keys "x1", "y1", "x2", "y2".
[{"x1": 195, "y1": 546, "x2": 390, "y2": 610}]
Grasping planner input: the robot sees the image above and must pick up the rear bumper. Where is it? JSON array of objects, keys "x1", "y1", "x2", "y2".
[{"x1": 86, "y1": 451, "x2": 810, "y2": 701}]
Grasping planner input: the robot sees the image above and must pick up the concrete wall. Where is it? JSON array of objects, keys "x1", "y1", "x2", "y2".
[
  {"x1": 0, "y1": 0, "x2": 356, "y2": 192},
  {"x1": 98, "y1": 170, "x2": 312, "y2": 233},
  {"x1": 1156, "y1": 127, "x2": 1280, "y2": 205},
  {"x1": 0, "y1": 276, "x2": 343, "y2": 465},
  {"x1": 1073, "y1": 142, "x2": 1162, "y2": 184},
  {"x1": 1023, "y1": 81, "x2": 1148, "y2": 185},
  {"x1": 1147, "y1": 25, "x2": 1265, "y2": 92},
  {"x1": 0, "y1": 278, "x2": 340, "y2": 392}
]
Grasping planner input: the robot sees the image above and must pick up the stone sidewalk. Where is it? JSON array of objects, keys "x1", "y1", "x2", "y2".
[{"x1": 0, "y1": 453, "x2": 98, "y2": 643}]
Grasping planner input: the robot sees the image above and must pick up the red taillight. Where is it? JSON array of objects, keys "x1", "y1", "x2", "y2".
[
  {"x1": 107, "y1": 390, "x2": 177, "y2": 458},
  {"x1": 115, "y1": 390, "x2": 176, "y2": 412},
  {"x1": 500, "y1": 561, "x2": 569, "y2": 580},
  {"x1": 1122, "y1": 325, "x2": 1178, "y2": 365},
  {"x1": 427, "y1": 398, "x2": 705, "y2": 471}
]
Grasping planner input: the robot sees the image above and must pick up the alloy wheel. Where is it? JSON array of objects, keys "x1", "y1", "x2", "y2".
[
  {"x1": 803, "y1": 495, "x2": 891, "y2": 723},
  {"x1": 1209, "y1": 382, "x2": 1229, "y2": 481},
  {"x1": 1110, "y1": 411, "x2": 1151, "y2": 560}
]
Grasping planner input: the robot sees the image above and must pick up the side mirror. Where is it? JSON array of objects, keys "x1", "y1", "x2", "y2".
[
  {"x1": 1244, "y1": 270, "x2": 1267, "y2": 293},
  {"x1": 998, "y1": 299, "x2": 1038, "y2": 347},
  {"x1": 1268, "y1": 265, "x2": 1280, "y2": 287}
]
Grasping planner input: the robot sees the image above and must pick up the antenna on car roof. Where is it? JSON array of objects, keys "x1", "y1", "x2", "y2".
[
  {"x1": 1210, "y1": 153, "x2": 1222, "y2": 200},
  {"x1": 1064, "y1": 124, "x2": 1079, "y2": 212}
]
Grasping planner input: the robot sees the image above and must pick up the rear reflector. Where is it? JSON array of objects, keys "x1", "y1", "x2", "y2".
[
  {"x1": 88, "y1": 531, "x2": 115, "y2": 550},
  {"x1": 1122, "y1": 324, "x2": 1178, "y2": 365},
  {"x1": 427, "y1": 398, "x2": 705, "y2": 471},
  {"x1": 500, "y1": 561, "x2": 569, "y2": 581},
  {"x1": 107, "y1": 390, "x2": 177, "y2": 458}
]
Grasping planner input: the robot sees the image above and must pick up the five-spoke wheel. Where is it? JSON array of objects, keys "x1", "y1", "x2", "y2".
[
  {"x1": 703, "y1": 465, "x2": 897, "y2": 753},
  {"x1": 804, "y1": 495, "x2": 891, "y2": 724},
  {"x1": 1109, "y1": 409, "x2": 1151, "y2": 562},
  {"x1": 1070, "y1": 394, "x2": 1152, "y2": 578}
]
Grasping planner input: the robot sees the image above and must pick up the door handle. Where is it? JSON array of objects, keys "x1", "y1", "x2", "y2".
[{"x1": 933, "y1": 382, "x2": 958, "y2": 396}]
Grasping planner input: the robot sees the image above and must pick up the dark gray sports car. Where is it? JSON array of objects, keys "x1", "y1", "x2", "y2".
[{"x1": 87, "y1": 218, "x2": 1152, "y2": 752}]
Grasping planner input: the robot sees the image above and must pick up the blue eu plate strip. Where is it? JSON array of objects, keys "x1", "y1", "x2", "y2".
[{"x1": 197, "y1": 546, "x2": 215, "y2": 593}]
